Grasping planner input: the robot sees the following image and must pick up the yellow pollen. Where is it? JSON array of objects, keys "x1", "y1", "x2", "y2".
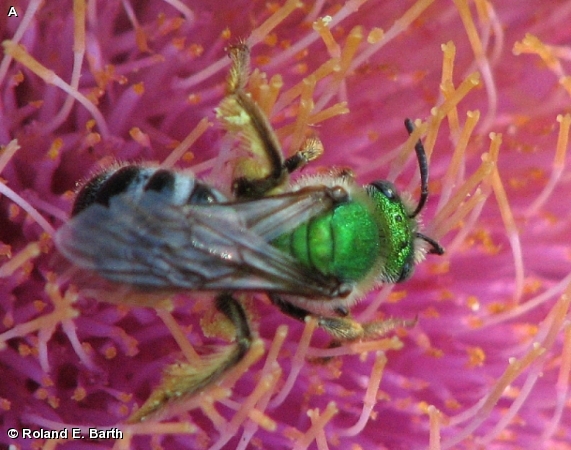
[{"x1": 466, "y1": 346, "x2": 486, "y2": 367}]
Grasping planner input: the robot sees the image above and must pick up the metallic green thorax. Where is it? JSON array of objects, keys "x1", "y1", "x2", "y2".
[{"x1": 271, "y1": 184, "x2": 417, "y2": 284}]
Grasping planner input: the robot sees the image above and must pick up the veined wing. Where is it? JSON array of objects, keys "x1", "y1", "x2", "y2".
[
  {"x1": 55, "y1": 189, "x2": 346, "y2": 298},
  {"x1": 229, "y1": 185, "x2": 344, "y2": 240}
]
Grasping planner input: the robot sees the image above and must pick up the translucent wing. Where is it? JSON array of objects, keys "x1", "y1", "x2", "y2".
[
  {"x1": 232, "y1": 185, "x2": 343, "y2": 240},
  {"x1": 55, "y1": 188, "x2": 345, "y2": 298}
]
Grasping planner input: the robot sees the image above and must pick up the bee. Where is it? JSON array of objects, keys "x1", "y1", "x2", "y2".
[{"x1": 55, "y1": 44, "x2": 443, "y2": 422}]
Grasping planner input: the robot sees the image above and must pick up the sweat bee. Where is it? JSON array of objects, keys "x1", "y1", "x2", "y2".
[{"x1": 55, "y1": 44, "x2": 444, "y2": 422}]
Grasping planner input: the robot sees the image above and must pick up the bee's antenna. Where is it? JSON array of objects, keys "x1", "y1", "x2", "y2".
[
  {"x1": 416, "y1": 232, "x2": 445, "y2": 255},
  {"x1": 404, "y1": 118, "x2": 429, "y2": 219},
  {"x1": 405, "y1": 119, "x2": 445, "y2": 255}
]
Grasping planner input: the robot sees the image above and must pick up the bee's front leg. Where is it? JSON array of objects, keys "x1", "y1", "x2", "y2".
[{"x1": 270, "y1": 294, "x2": 415, "y2": 341}]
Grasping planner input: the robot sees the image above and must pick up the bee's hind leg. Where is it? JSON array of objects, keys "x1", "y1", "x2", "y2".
[
  {"x1": 270, "y1": 294, "x2": 415, "y2": 341},
  {"x1": 127, "y1": 294, "x2": 252, "y2": 423}
]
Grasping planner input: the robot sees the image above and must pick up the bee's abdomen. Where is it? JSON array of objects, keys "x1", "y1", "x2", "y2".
[
  {"x1": 72, "y1": 165, "x2": 227, "y2": 216},
  {"x1": 271, "y1": 201, "x2": 381, "y2": 282}
]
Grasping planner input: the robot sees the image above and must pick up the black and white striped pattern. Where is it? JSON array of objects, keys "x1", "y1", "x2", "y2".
[{"x1": 72, "y1": 165, "x2": 228, "y2": 217}]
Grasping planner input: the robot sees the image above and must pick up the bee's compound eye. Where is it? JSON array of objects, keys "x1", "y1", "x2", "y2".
[
  {"x1": 369, "y1": 180, "x2": 397, "y2": 200},
  {"x1": 397, "y1": 260, "x2": 414, "y2": 282},
  {"x1": 188, "y1": 182, "x2": 226, "y2": 204}
]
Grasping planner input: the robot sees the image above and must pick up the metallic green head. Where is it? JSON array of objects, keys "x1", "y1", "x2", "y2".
[
  {"x1": 365, "y1": 180, "x2": 418, "y2": 283},
  {"x1": 365, "y1": 118, "x2": 444, "y2": 284}
]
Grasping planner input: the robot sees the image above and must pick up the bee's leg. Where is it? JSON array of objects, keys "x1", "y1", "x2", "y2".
[
  {"x1": 232, "y1": 132, "x2": 325, "y2": 198},
  {"x1": 127, "y1": 294, "x2": 251, "y2": 423},
  {"x1": 282, "y1": 136, "x2": 324, "y2": 174},
  {"x1": 228, "y1": 86, "x2": 287, "y2": 199},
  {"x1": 314, "y1": 315, "x2": 417, "y2": 341},
  {"x1": 221, "y1": 44, "x2": 324, "y2": 199},
  {"x1": 270, "y1": 294, "x2": 415, "y2": 341},
  {"x1": 218, "y1": 44, "x2": 286, "y2": 199},
  {"x1": 215, "y1": 292, "x2": 252, "y2": 358}
]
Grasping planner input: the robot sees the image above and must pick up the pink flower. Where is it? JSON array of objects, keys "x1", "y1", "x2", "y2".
[{"x1": 1, "y1": 1, "x2": 571, "y2": 449}]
